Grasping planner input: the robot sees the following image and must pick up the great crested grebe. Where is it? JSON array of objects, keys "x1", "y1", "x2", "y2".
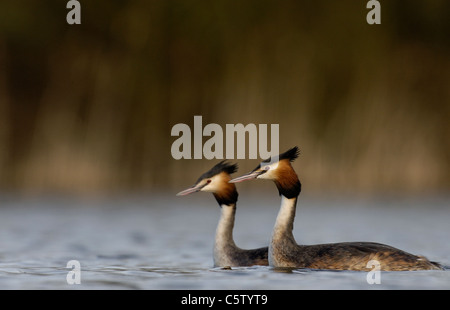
[
  {"x1": 229, "y1": 147, "x2": 443, "y2": 271},
  {"x1": 177, "y1": 161, "x2": 268, "y2": 267}
]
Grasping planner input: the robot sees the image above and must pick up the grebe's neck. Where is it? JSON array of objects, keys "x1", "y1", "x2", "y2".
[
  {"x1": 269, "y1": 195, "x2": 299, "y2": 267},
  {"x1": 272, "y1": 195, "x2": 298, "y2": 242},
  {"x1": 215, "y1": 204, "x2": 236, "y2": 246},
  {"x1": 214, "y1": 204, "x2": 238, "y2": 266}
]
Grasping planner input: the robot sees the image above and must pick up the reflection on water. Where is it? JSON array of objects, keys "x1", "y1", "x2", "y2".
[{"x1": 0, "y1": 194, "x2": 448, "y2": 289}]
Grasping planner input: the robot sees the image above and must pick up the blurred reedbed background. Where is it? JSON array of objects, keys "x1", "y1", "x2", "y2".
[{"x1": 0, "y1": 0, "x2": 449, "y2": 198}]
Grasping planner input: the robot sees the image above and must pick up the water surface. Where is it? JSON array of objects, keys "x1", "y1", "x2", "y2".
[{"x1": 0, "y1": 194, "x2": 448, "y2": 289}]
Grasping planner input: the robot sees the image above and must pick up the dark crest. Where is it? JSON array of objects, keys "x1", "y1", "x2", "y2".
[
  {"x1": 261, "y1": 146, "x2": 300, "y2": 164},
  {"x1": 196, "y1": 161, "x2": 238, "y2": 184},
  {"x1": 279, "y1": 146, "x2": 300, "y2": 162}
]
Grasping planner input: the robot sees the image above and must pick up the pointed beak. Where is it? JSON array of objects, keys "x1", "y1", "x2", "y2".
[
  {"x1": 229, "y1": 171, "x2": 262, "y2": 183},
  {"x1": 176, "y1": 184, "x2": 204, "y2": 196}
]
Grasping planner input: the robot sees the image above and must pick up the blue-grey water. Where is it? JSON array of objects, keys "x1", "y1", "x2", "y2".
[{"x1": 0, "y1": 193, "x2": 448, "y2": 289}]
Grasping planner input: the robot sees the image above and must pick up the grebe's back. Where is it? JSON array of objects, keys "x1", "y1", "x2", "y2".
[{"x1": 272, "y1": 240, "x2": 442, "y2": 271}]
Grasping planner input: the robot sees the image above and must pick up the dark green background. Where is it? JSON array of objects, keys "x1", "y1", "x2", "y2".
[{"x1": 0, "y1": 1, "x2": 448, "y2": 196}]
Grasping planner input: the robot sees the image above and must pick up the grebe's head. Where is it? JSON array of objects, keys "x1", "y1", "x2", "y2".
[
  {"x1": 176, "y1": 161, "x2": 238, "y2": 206},
  {"x1": 229, "y1": 146, "x2": 301, "y2": 199}
]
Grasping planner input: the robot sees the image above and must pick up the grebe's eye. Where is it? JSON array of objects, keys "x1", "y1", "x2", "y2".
[{"x1": 206, "y1": 179, "x2": 211, "y2": 183}]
